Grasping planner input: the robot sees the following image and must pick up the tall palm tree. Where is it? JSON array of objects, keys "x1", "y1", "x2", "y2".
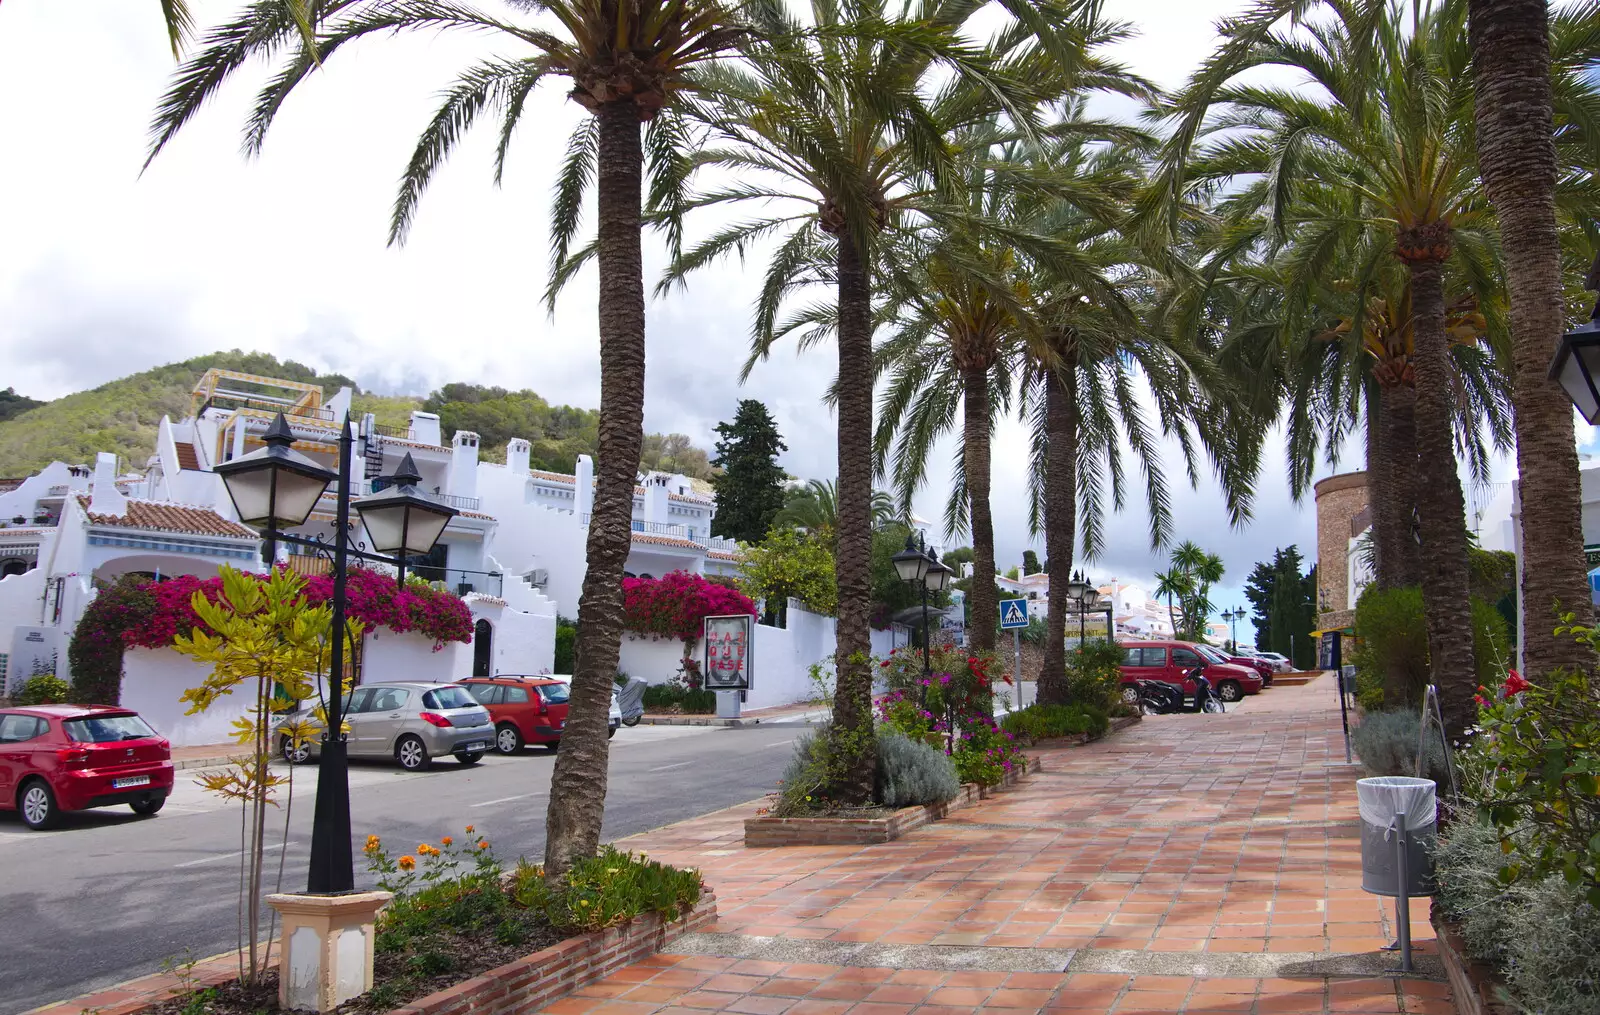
[
  {"x1": 1163, "y1": 0, "x2": 1504, "y2": 738},
  {"x1": 1153, "y1": 566, "x2": 1187, "y2": 636},
  {"x1": 773, "y1": 479, "x2": 898, "y2": 541},
  {"x1": 145, "y1": 0, "x2": 747, "y2": 877},
  {"x1": 1469, "y1": 0, "x2": 1598, "y2": 673},
  {"x1": 664, "y1": 0, "x2": 1079, "y2": 800}
]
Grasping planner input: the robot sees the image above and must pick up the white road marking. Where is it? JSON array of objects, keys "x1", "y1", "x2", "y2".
[
  {"x1": 763, "y1": 739, "x2": 796, "y2": 749},
  {"x1": 175, "y1": 841, "x2": 297, "y2": 868},
  {"x1": 648, "y1": 762, "x2": 693, "y2": 772},
  {"x1": 471, "y1": 793, "x2": 539, "y2": 808}
]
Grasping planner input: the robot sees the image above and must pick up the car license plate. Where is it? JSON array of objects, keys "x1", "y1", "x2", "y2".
[
  {"x1": 460, "y1": 741, "x2": 488, "y2": 753},
  {"x1": 113, "y1": 775, "x2": 151, "y2": 789}
]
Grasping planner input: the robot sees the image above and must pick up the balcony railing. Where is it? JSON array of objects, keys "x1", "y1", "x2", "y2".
[
  {"x1": 367, "y1": 422, "x2": 415, "y2": 440},
  {"x1": 704, "y1": 536, "x2": 741, "y2": 552},
  {"x1": 408, "y1": 567, "x2": 503, "y2": 598},
  {"x1": 203, "y1": 395, "x2": 337, "y2": 423}
]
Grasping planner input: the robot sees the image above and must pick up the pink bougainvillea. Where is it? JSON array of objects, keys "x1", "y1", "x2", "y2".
[{"x1": 621, "y1": 570, "x2": 756, "y2": 643}]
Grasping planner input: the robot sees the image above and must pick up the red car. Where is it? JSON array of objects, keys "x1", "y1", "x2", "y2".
[
  {"x1": 461, "y1": 676, "x2": 574, "y2": 754},
  {"x1": 0, "y1": 705, "x2": 174, "y2": 830},
  {"x1": 1217, "y1": 650, "x2": 1275, "y2": 686},
  {"x1": 1119, "y1": 640, "x2": 1265, "y2": 704}
]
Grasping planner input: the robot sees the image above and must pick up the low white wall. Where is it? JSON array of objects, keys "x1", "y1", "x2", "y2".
[
  {"x1": 471, "y1": 599, "x2": 557, "y2": 676},
  {"x1": 618, "y1": 634, "x2": 691, "y2": 684},
  {"x1": 121, "y1": 647, "x2": 252, "y2": 748},
  {"x1": 361, "y1": 630, "x2": 473, "y2": 685}
]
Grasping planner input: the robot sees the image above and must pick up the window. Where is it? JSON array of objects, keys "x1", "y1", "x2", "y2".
[
  {"x1": 63, "y1": 714, "x2": 156, "y2": 743},
  {"x1": 1122, "y1": 648, "x2": 1144, "y2": 666},
  {"x1": 0, "y1": 714, "x2": 44, "y2": 743},
  {"x1": 368, "y1": 688, "x2": 411, "y2": 713},
  {"x1": 1171, "y1": 648, "x2": 1202, "y2": 668},
  {"x1": 466, "y1": 683, "x2": 502, "y2": 705},
  {"x1": 0, "y1": 559, "x2": 30, "y2": 579},
  {"x1": 344, "y1": 687, "x2": 375, "y2": 714},
  {"x1": 537, "y1": 683, "x2": 571, "y2": 705},
  {"x1": 504, "y1": 686, "x2": 530, "y2": 704},
  {"x1": 423, "y1": 686, "x2": 477, "y2": 710},
  {"x1": 1140, "y1": 647, "x2": 1167, "y2": 667}
]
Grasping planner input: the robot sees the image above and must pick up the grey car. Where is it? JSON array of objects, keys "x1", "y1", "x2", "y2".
[{"x1": 277, "y1": 682, "x2": 496, "y2": 771}]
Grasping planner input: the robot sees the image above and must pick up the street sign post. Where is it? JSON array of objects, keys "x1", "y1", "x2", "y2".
[{"x1": 999, "y1": 599, "x2": 1028, "y2": 712}]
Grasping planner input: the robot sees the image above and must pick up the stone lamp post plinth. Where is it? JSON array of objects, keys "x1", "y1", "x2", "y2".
[{"x1": 265, "y1": 891, "x2": 392, "y2": 1012}]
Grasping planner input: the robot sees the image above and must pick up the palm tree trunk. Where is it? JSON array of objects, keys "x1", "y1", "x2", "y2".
[
  {"x1": 829, "y1": 226, "x2": 876, "y2": 804},
  {"x1": 544, "y1": 102, "x2": 645, "y2": 878},
  {"x1": 1038, "y1": 351, "x2": 1077, "y2": 705},
  {"x1": 964, "y1": 365, "x2": 997, "y2": 652},
  {"x1": 1470, "y1": 0, "x2": 1596, "y2": 674},
  {"x1": 1371, "y1": 384, "x2": 1422, "y2": 589},
  {"x1": 1406, "y1": 251, "x2": 1478, "y2": 742}
]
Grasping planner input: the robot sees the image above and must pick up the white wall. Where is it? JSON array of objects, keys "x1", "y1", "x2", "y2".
[
  {"x1": 469, "y1": 594, "x2": 557, "y2": 676},
  {"x1": 121, "y1": 647, "x2": 253, "y2": 748},
  {"x1": 361, "y1": 630, "x2": 473, "y2": 684},
  {"x1": 618, "y1": 634, "x2": 691, "y2": 684}
]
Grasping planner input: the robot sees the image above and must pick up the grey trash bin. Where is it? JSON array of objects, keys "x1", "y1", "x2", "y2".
[{"x1": 1357, "y1": 776, "x2": 1437, "y2": 897}]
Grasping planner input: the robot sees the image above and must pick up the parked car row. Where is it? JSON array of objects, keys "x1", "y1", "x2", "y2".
[
  {"x1": 0, "y1": 677, "x2": 624, "y2": 831},
  {"x1": 1117, "y1": 638, "x2": 1295, "y2": 706}
]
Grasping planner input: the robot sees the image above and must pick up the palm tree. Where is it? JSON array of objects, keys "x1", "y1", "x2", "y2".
[
  {"x1": 145, "y1": 0, "x2": 747, "y2": 877},
  {"x1": 1153, "y1": 566, "x2": 1188, "y2": 637},
  {"x1": 773, "y1": 479, "x2": 898, "y2": 541},
  {"x1": 664, "y1": 0, "x2": 1079, "y2": 800},
  {"x1": 1469, "y1": 0, "x2": 1599, "y2": 673},
  {"x1": 1163, "y1": 0, "x2": 1515, "y2": 738}
]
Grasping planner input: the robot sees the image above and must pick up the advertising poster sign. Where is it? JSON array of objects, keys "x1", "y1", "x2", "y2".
[{"x1": 702, "y1": 614, "x2": 753, "y2": 690}]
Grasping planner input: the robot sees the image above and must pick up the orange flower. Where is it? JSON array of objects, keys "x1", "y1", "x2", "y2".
[
  {"x1": 464, "y1": 825, "x2": 475, "y2": 834},
  {"x1": 441, "y1": 836, "x2": 454, "y2": 847},
  {"x1": 398, "y1": 856, "x2": 416, "y2": 871},
  {"x1": 477, "y1": 840, "x2": 490, "y2": 850}
]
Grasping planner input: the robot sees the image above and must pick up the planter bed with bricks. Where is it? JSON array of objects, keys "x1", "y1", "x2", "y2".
[
  {"x1": 1022, "y1": 712, "x2": 1141, "y2": 750},
  {"x1": 1431, "y1": 906, "x2": 1514, "y2": 1015},
  {"x1": 744, "y1": 756, "x2": 1042, "y2": 847},
  {"x1": 44, "y1": 894, "x2": 717, "y2": 1015}
]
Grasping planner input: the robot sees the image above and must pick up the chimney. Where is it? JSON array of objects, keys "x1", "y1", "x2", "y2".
[
  {"x1": 643, "y1": 474, "x2": 669, "y2": 526},
  {"x1": 89, "y1": 452, "x2": 127, "y2": 517},
  {"x1": 575, "y1": 455, "x2": 595, "y2": 516},
  {"x1": 409, "y1": 411, "x2": 442, "y2": 446},
  {"x1": 449, "y1": 431, "x2": 480, "y2": 499},
  {"x1": 506, "y1": 438, "x2": 531, "y2": 475}
]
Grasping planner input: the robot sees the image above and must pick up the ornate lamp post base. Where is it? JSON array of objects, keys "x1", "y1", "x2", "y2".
[{"x1": 265, "y1": 891, "x2": 393, "y2": 1012}]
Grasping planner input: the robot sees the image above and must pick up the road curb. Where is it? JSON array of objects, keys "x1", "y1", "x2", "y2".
[{"x1": 634, "y1": 711, "x2": 824, "y2": 728}]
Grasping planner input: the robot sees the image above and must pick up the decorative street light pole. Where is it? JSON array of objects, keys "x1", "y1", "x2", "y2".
[
  {"x1": 1223, "y1": 607, "x2": 1245, "y2": 650},
  {"x1": 1550, "y1": 254, "x2": 1600, "y2": 423},
  {"x1": 892, "y1": 533, "x2": 953, "y2": 679},
  {"x1": 1080, "y1": 585, "x2": 1100, "y2": 645},
  {"x1": 214, "y1": 413, "x2": 457, "y2": 895}
]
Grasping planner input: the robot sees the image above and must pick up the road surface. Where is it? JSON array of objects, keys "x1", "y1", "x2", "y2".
[{"x1": 0, "y1": 723, "x2": 804, "y2": 1014}]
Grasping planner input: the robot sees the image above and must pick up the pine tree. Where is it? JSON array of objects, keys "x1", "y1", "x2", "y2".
[
  {"x1": 1022, "y1": 550, "x2": 1041, "y2": 575},
  {"x1": 710, "y1": 400, "x2": 788, "y2": 543}
]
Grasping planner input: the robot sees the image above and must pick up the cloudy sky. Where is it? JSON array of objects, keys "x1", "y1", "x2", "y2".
[{"x1": 0, "y1": 0, "x2": 1537, "y2": 622}]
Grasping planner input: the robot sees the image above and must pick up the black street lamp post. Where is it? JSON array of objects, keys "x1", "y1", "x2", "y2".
[
  {"x1": 892, "y1": 533, "x2": 953, "y2": 683},
  {"x1": 1223, "y1": 607, "x2": 1245, "y2": 651},
  {"x1": 214, "y1": 413, "x2": 457, "y2": 894}
]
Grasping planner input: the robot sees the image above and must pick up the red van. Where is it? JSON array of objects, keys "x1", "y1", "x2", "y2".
[{"x1": 1119, "y1": 640, "x2": 1264, "y2": 704}]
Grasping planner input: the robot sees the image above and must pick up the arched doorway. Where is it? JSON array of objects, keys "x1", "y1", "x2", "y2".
[{"x1": 472, "y1": 619, "x2": 493, "y2": 677}]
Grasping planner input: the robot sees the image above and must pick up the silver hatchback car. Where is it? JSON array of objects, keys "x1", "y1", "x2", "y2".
[{"x1": 277, "y1": 682, "x2": 496, "y2": 771}]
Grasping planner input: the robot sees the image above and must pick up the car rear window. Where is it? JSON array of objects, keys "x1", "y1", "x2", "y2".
[
  {"x1": 64, "y1": 714, "x2": 157, "y2": 743},
  {"x1": 465, "y1": 683, "x2": 502, "y2": 705},
  {"x1": 504, "y1": 686, "x2": 530, "y2": 704},
  {"x1": 537, "y1": 683, "x2": 571, "y2": 704},
  {"x1": 424, "y1": 686, "x2": 479, "y2": 710}
]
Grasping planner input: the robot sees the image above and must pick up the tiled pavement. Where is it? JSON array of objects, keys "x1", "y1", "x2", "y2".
[{"x1": 557, "y1": 675, "x2": 1451, "y2": 1015}]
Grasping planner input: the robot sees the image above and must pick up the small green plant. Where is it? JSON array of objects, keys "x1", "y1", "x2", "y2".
[
  {"x1": 554, "y1": 616, "x2": 577, "y2": 673},
  {"x1": 1064, "y1": 640, "x2": 1123, "y2": 714},
  {"x1": 1351, "y1": 708, "x2": 1449, "y2": 781},
  {"x1": 874, "y1": 731, "x2": 959, "y2": 807},
  {"x1": 15, "y1": 673, "x2": 70, "y2": 706},
  {"x1": 680, "y1": 688, "x2": 716, "y2": 713},
  {"x1": 512, "y1": 846, "x2": 702, "y2": 930},
  {"x1": 1000, "y1": 703, "x2": 1109, "y2": 743},
  {"x1": 774, "y1": 726, "x2": 877, "y2": 815}
]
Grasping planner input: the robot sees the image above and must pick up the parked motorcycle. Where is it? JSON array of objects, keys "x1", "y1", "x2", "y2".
[
  {"x1": 1135, "y1": 669, "x2": 1225, "y2": 714},
  {"x1": 616, "y1": 675, "x2": 647, "y2": 727}
]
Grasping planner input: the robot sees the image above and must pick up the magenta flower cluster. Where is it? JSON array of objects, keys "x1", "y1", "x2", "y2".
[{"x1": 621, "y1": 570, "x2": 756, "y2": 643}]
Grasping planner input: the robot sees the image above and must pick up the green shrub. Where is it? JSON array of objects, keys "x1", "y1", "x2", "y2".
[
  {"x1": 1000, "y1": 703, "x2": 1109, "y2": 743},
  {"x1": 775, "y1": 726, "x2": 876, "y2": 815},
  {"x1": 1352, "y1": 585, "x2": 1510, "y2": 709},
  {"x1": 16, "y1": 674, "x2": 70, "y2": 706},
  {"x1": 1351, "y1": 708, "x2": 1449, "y2": 782},
  {"x1": 680, "y1": 689, "x2": 716, "y2": 713},
  {"x1": 951, "y1": 723, "x2": 1025, "y2": 787},
  {"x1": 1065, "y1": 640, "x2": 1123, "y2": 714},
  {"x1": 1434, "y1": 821, "x2": 1600, "y2": 1015},
  {"x1": 554, "y1": 617, "x2": 577, "y2": 673},
  {"x1": 641, "y1": 684, "x2": 684, "y2": 709},
  {"x1": 874, "y1": 731, "x2": 959, "y2": 807},
  {"x1": 512, "y1": 846, "x2": 702, "y2": 931}
]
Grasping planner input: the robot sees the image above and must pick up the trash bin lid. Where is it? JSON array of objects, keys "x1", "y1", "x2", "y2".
[{"x1": 1356, "y1": 776, "x2": 1436, "y2": 832}]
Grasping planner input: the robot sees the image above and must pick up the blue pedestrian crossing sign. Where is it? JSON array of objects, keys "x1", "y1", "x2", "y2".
[{"x1": 1000, "y1": 598, "x2": 1029, "y2": 629}]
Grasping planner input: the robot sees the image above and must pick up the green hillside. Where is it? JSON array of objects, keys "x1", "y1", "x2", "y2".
[{"x1": 0, "y1": 353, "x2": 711, "y2": 481}]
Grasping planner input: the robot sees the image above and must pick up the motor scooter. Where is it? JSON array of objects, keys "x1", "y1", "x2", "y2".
[
  {"x1": 616, "y1": 675, "x2": 647, "y2": 727},
  {"x1": 1135, "y1": 669, "x2": 1225, "y2": 714}
]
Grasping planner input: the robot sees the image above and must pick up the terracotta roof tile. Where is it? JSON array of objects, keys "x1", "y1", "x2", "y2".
[
  {"x1": 80, "y1": 497, "x2": 257, "y2": 539},
  {"x1": 668, "y1": 492, "x2": 714, "y2": 504},
  {"x1": 529, "y1": 470, "x2": 576, "y2": 484},
  {"x1": 631, "y1": 533, "x2": 705, "y2": 551},
  {"x1": 706, "y1": 549, "x2": 743, "y2": 561},
  {"x1": 175, "y1": 442, "x2": 201, "y2": 471}
]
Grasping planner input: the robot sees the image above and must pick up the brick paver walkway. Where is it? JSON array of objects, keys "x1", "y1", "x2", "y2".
[{"x1": 559, "y1": 674, "x2": 1451, "y2": 1015}]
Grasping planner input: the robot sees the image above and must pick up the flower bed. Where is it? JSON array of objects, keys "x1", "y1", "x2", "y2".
[
  {"x1": 1019, "y1": 712, "x2": 1141, "y2": 749},
  {"x1": 1431, "y1": 907, "x2": 1515, "y2": 1015},
  {"x1": 744, "y1": 756, "x2": 1041, "y2": 847}
]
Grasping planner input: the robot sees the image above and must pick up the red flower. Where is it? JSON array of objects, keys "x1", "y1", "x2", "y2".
[
  {"x1": 1503, "y1": 670, "x2": 1531, "y2": 696},
  {"x1": 1474, "y1": 694, "x2": 1490, "y2": 707},
  {"x1": 879, "y1": 660, "x2": 890, "y2": 668}
]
